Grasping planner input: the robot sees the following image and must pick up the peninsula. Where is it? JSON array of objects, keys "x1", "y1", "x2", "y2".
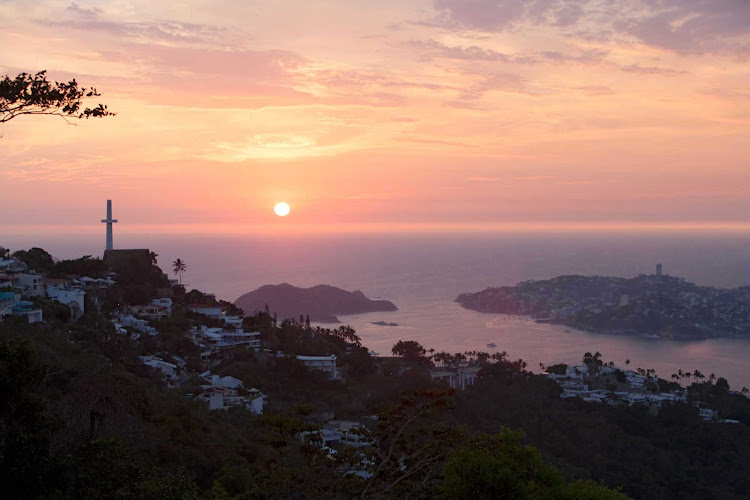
[
  {"x1": 456, "y1": 274, "x2": 750, "y2": 339},
  {"x1": 235, "y1": 283, "x2": 398, "y2": 323}
]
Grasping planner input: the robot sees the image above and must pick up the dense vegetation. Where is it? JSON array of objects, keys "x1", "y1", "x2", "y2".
[{"x1": 2, "y1": 247, "x2": 749, "y2": 498}]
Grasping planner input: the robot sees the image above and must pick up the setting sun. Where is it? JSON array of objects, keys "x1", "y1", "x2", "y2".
[{"x1": 274, "y1": 202, "x2": 290, "y2": 217}]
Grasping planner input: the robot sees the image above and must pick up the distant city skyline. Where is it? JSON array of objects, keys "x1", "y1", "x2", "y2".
[{"x1": 1, "y1": 1, "x2": 749, "y2": 233}]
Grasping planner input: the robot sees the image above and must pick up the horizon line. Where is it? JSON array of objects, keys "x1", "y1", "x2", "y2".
[{"x1": 3, "y1": 221, "x2": 750, "y2": 237}]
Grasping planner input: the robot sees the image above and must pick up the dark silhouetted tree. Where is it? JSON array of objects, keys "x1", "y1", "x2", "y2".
[
  {"x1": 172, "y1": 258, "x2": 186, "y2": 285},
  {"x1": 1, "y1": 70, "x2": 114, "y2": 125}
]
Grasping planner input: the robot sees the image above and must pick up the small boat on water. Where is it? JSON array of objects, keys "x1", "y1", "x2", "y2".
[{"x1": 486, "y1": 343, "x2": 497, "y2": 348}]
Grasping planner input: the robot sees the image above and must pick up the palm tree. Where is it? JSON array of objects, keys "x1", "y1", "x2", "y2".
[
  {"x1": 709, "y1": 373, "x2": 717, "y2": 384},
  {"x1": 149, "y1": 251, "x2": 158, "y2": 265},
  {"x1": 625, "y1": 359, "x2": 630, "y2": 366},
  {"x1": 172, "y1": 258, "x2": 187, "y2": 284}
]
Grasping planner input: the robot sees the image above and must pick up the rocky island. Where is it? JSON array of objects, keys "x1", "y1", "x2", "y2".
[
  {"x1": 235, "y1": 283, "x2": 398, "y2": 323},
  {"x1": 456, "y1": 274, "x2": 750, "y2": 339}
]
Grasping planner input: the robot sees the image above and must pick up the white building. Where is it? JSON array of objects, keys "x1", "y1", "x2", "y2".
[
  {"x1": 45, "y1": 282, "x2": 86, "y2": 316},
  {"x1": 224, "y1": 315, "x2": 243, "y2": 327},
  {"x1": 132, "y1": 304, "x2": 170, "y2": 321},
  {"x1": 187, "y1": 304, "x2": 225, "y2": 319},
  {"x1": 12, "y1": 300, "x2": 43, "y2": 323},
  {"x1": 119, "y1": 314, "x2": 158, "y2": 335},
  {"x1": 139, "y1": 355, "x2": 178, "y2": 380},
  {"x1": 0, "y1": 259, "x2": 28, "y2": 273},
  {"x1": 76, "y1": 276, "x2": 115, "y2": 290},
  {"x1": 201, "y1": 372, "x2": 244, "y2": 390},
  {"x1": 191, "y1": 326, "x2": 260, "y2": 350},
  {"x1": 429, "y1": 366, "x2": 481, "y2": 390},
  {"x1": 15, "y1": 273, "x2": 44, "y2": 296},
  {"x1": 245, "y1": 388, "x2": 264, "y2": 415},
  {"x1": 0, "y1": 291, "x2": 17, "y2": 319},
  {"x1": 297, "y1": 355, "x2": 339, "y2": 380},
  {"x1": 198, "y1": 373, "x2": 264, "y2": 414},
  {"x1": 0, "y1": 273, "x2": 18, "y2": 290},
  {"x1": 151, "y1": 297, "x2": 173, "y2": 311}
]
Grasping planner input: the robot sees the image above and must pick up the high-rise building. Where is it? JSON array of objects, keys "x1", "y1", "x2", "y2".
[{"x1": 656, "y1": 263, "x2": 662, "y2": 276}]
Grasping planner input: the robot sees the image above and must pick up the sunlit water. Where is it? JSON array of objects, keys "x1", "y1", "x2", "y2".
[{"x1": 5, "y1": 232, "x2": 750, "y2": 389}]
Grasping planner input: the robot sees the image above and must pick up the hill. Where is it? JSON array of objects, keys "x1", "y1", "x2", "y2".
[
  {"x1": 235, "y1": 283, "x2": 398, "y2": 322},
  {"x1": 456, "y1": 274, "x2": 750, "y2": 339}
]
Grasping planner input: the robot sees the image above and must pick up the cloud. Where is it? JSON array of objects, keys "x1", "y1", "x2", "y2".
[
  {"x1": 432, "y1": 0, "x2": 750, "y2": 55},
  {"x1": 66, "y1": 2, "x2": 100, "y2": 19},
  {"x1": 620, "y1": 63, "x2": 686, "y2": 75},
  {"x1": 575, "y1": 85, "x2": 615, "y2": 96},
  {"x1": 394, "y1": 137, "x2": 476, "y2": 147},
  {"x1": 408, "y1": 39, "x2": 535, "y2": 63},
  {"x1": 41, "y1": 2, "x2": 247, "y2": 47},
  {"x1": 619, "y1": 0, "x2": 750, "y2": 54}
]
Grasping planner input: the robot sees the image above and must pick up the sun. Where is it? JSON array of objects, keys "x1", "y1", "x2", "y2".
[{"x1": 274, "y1": 202, "x2": 291, "y2": 217}]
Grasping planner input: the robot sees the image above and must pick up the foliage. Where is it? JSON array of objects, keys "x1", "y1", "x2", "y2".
[
  {"x1": 442, "y1": 430, "x2": 629, "y2": 499},
  {"x1": 546, "y1": 363, "x2": 568, "y2": 375},
  {"x1": 172, "y1": 259, "x2": 187, "y2": 285},
  {"x1": 54, "y1": 255, "x2": 107, "y2": 278},
  {"x1": 391, "y1": 340, "x2": 427, "y2": 361},
  {"x1": 1, "y1": 70, "x2": 113, "y2": 124},
  {"x1": 12, "y1": 247, "x2": 55, "y2": 273}
]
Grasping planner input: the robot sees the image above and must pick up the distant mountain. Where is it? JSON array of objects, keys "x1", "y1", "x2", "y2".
[
  {"x1": 235, "y1": 283, "x2": 398, "y2": 323},
  {"x1": 456, "y1": 274, "x2": 750, "y2": 339}
]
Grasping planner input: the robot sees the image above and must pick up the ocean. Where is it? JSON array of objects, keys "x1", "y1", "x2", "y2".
[{"x1": 5, "y1": 231, "x2": 750, "y2": 389}]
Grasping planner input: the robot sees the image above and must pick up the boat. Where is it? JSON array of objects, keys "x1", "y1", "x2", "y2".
[{"x1": 486, "y1": 343, "x2": 497, "y2": 348}]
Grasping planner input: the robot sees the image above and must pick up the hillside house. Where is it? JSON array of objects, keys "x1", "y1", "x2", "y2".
[
  {"x1": 297, "y1": 355, "x2": 339, "y2": 380},
  {"x1": 139, "y1": 355, "x2": 177, "y2": 380}
]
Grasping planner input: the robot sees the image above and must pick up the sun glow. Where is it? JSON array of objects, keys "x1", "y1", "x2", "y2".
[{"x1": 274, "y1": 202, "x2": 291, "y2": 216}]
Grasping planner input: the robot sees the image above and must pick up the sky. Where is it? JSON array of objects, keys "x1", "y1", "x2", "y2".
[{"x1": 1, "y1": 0, "x2": 749, "y2": 235}]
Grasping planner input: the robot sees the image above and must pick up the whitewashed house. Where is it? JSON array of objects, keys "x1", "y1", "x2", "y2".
[
  {"x1": 151, "y1": 297, "x2": 173, "y2": 313},
  {"x1": 187, "y1": 303, "x2": 225, "y2": 319},
  {"x1": 429, "y1": 366, "x2": 481, "y2": 390},
  {"x1": 45, "y1": 281, "x2": 86, "y2": 315},
  {"x1": 132, "y1": 304, "x2": 170, "y2": 321},
  {"x1": 245, "y1": 388, "x2": 264, "y2": 415},
  {"x1": 191, "y1": 325, "x2": 260, "y2": 351},
  {"x1": 297, "y1": 355, "x2": 339, "y2": 380},
  {"x1": 119, "y1": 314, "x2": 158, "y2": 335},
  {"x1": 12, "y1": 301, "x2": 43, "y2": 323},
  {"x1": 0, "y1": 259, "x2": 28, "y2": 273},
  {"x1": 139, "y1": 355, "x2": 177, "y2": 380},
  {"x1": 15, "y1": 273, "x2": 44, "y2": 296}
]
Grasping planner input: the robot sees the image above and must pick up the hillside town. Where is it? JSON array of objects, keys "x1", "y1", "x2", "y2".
[
  {"x1": 456, "y1": 266, "x2": 750, "y2": 339},
  {"x1": 4, "y1": 234, "x2": 750, "y2": 498}
]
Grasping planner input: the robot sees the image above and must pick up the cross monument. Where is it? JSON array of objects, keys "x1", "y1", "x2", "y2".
[{"x1": 101, "y1": 199, "x2": 118, "y2": 250}]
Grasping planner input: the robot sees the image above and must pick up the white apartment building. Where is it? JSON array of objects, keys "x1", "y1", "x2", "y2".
[{"x1": 297, "y1": 355, "x2": 339, "y2": 380}]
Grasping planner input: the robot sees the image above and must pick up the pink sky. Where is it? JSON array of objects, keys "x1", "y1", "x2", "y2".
[{"x1": 1, "y1": 0, "x2": 749, "y2": 234}]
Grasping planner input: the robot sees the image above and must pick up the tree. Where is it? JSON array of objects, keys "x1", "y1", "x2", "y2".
[
  {"x1": 1, "y1": 70, "x2": 113, "y2": 125},
  {"x1": 12, "y1": 247, "x2": 55, "y2": 273},
  {"x1": 391, "y1": 340, "x2": 427, "y2": 361},
  {"x1": 442, "y1": 430, "x2": 630, "y2": 499},
  {"x1": 583, "y1": 351, "x2": 603, "y2": 374},
  {"x1": 172, "y1": 258, "x2": 187, "y2": 285},
  {"x1": 149, "y1": 251, "x2": 159, "y2": 265},
  {"x1": 0, "y1": 338, "x2": 64, "y2": 497},
  {"x1": 0, "y1": 246, "x2": 9, "y2": 260}
]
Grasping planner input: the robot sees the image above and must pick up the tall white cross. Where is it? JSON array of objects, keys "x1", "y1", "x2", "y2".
[{"x1": 101, "y1": 199, "x2": 118, "y2": 250}]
